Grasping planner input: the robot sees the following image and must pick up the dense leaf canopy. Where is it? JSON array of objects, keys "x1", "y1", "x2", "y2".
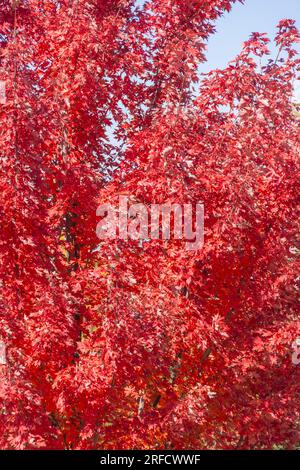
[{"x1": 0, "y1": 0, "x2": 299, "y2": 449}]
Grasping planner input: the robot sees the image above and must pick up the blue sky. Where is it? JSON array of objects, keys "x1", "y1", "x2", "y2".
[
  {"x1": 204, "y1": 0, "x2": 300, "y2": 73},
  {"x1": 135, "y1": 0, "x2": 299, "y2": 85},
  {"x1": 109, "y1": 1, "x2": 300, "y2": 143}
]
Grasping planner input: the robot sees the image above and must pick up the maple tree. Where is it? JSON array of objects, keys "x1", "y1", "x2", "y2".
[{"x1": 0, "y1": 0, "x2": 299, "y2": 450}]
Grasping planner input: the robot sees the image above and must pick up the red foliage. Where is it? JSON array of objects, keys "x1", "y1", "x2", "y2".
[{"x1": 0, "y1": 0, "x2": 299, "y2": 449}]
